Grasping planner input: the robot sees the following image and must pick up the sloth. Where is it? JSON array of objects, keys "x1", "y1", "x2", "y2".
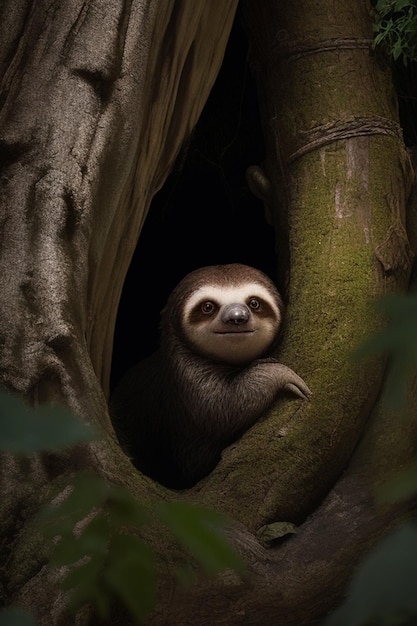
[{"x1": 110, "y1": 263, "x2": 311, "y2": 489}]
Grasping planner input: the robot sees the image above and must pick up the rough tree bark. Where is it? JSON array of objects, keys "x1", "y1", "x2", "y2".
[
  {"x1": 0, "y1": 1, "x2": 239, "y2": 623},
  {"x1": 0, "y1": 1, "x2": 416, "y2": 625}
]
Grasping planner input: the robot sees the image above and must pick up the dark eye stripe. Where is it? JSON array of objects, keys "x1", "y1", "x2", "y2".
[
  {"x1": 250, "y1": 299, "x2": 278, "y2": 319},
  {"x1": 188, "y1": 300, "x2": 219, "y2": 323}
]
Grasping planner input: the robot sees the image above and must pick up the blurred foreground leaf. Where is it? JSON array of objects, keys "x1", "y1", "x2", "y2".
[
  {"x1": 40, "y1": 476, "x2": 242, "y2": 623},
  {"x1": 39, "y1": 474, "x2": 114, "y2": 537},
  {"x1": 0, "y1": 608, "x2": 36, "y2": 626},
  {"x1": 325, "y1": 523, "x2": 417, "y2": 626},
  {"x1": 377, "y1": 464, "x2": 417, "y2": 504},
  {"x1": 38, "y1": 474, "x2": 153, "y2": 623},
  {"x1": 0, "y1": 392, "x2": 95, "y2": 453},
  {"x1": 157, "y1": 501, "x2": 244, "y2": 576},
  {"x1": 1, "y1": 392, "x2": 243, "y2": 623},
  {"x1": 354, "y1": 294, "x2": 417, "y2": 410},
  {"x1": 104, "y1": 534, "x2": 157, "y2": 622}
]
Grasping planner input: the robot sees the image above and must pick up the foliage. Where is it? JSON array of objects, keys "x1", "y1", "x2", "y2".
[
  {"x1": 324, "y1": 294, "x2": 417, "y2": 626},
  {"x1": 377, "y1": 465, "x2": 417, "y2": 504},
  {"x1": 372, "y1": 0, "x2": 417, "y2": 64},
  {"x1": 354, "y1": 294, "x2": 417, "y2": 410},
  {"x1": 0, "y1": 392, "x2": 243, "y2": 624},
  {"x1": 38, "y1": 474, "x2": 155, "y2": 622},
  {"x1": 39, "y1": 476, "x2": 243, "y2": 623},
  {"x1": 3, "y1": 289, "x2": 417, "y2": 626},
  {"x1": 256, "y1": 521, "x2": 297, "y2": 548},
  {"x1": 0, "y1": 392, "x2": 95, "y2": 453},
  {"x1": 0, "y1": 608, "x2": 36, "y2": 626},
  {"x1": 325, "y1": 523, "x2": 417, "y2": 626},
  {"x1": 156, "y1": 501, "x2": 244, "y2": 580}
]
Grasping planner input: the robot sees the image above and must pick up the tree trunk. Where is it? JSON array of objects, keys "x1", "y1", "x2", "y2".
[
  {"x1": 0, "y1": 1, "x2": 239, "y2": 623},
  {"x1": 1, "y1": 0, "x2": 416, "y2": 625}
]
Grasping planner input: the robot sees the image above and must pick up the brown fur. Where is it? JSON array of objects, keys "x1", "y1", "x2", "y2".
[{"x1": 110, "y1": 264, "x2": 311, "y2": 488}]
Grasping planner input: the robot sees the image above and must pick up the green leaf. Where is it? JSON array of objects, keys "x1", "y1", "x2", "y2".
[
  {"x1": 372, "y1": 0, "x2": 417, "y2": 63},
  {"x1": 0, "y1": 608, "x2": 36, "y2": 626},
  {"x1": 39, "y1": 474, "x2": 110, "y2": 536},
  {"x1": 377, "y1": 465, "x2": 417, "y2": 504},
  {"x1": 49, "y1": 515, "x2": 110, "y2": 567},
  {"x1": 157, "y1": 502, "x2": 244, "y2": 575},
  {"x1": 61, "y1": 554, "x2": 105, "y2": 592},
  {"x1": 354, "y1": 295, "x2": 417, "y2": 410},
  {"x1": 40, "y1": 478, "x2": 147, "y2": 534},
  {"x1": 257, "y1": 521, "x2": 297, "y2": 547},
  {"x1": 174, "y1": 563, "x2": 198, "y2": 587},
  {"x1": 395, "y1": 0, "x2": 413, "y2": 10},
  {"x1": 38, "y1": 473, "x2": 159, "y2": 621},
  {"x1": 375, "y1": 0, "x2": 391, "y2": 13},
  {"x1": 0, "y1": 393, "x2": 95, "y2": 454},
  {"x1": 393, "y1": 38, "x2": 405, "y2": 59},
  {"x1": 62, "y1": 553, "x2": 110, "y2": 618},
  {"x1": 325, "y1": 523, "x2": 417, "y2": 626},
  {"x1": 107, "y1": 486, "x2": 148, "y2": 528},
  {"x1": 49, "y1": 534, "x2": 89, "y2": 567},
  {"x1": 105, "y1": 534, "x2": 157, "y2": 623}
]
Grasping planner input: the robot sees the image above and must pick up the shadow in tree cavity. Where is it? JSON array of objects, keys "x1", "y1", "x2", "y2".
[{"x1": 111, "y1": 15, "x2": 277, "y2": 390}]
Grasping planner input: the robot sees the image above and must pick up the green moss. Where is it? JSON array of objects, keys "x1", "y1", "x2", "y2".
[
  {"x1": 199, "y1": 134, "x2": 412, "y2": 527},
  {"x1": 196, "y1": 3, "x2": 414, "y2": 528}
]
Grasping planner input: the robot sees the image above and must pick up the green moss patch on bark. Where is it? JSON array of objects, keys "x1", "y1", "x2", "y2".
[{"x1": 192, "y1": 1, "x2": 414, "y2": 531}]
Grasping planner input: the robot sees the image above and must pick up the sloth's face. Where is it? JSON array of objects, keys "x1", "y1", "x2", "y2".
[{"x1": 182, "y1": 283, "x2": 282, "y2": 365}]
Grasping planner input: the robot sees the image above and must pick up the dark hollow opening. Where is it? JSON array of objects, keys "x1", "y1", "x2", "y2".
[
  {"x1": 109, "y1": 14, "x2": 279, "y2": 488},
  {"x1": 111, "y1": 16, "x2": 276, "y2": 390}
]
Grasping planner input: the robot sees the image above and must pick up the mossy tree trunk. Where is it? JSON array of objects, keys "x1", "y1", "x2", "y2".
[{"x1": 0, "y1": 1, "x2": 416, "y2": 625}]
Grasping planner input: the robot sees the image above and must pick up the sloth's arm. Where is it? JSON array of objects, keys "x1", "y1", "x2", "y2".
[
  {"x1": 254, "y1": 358, "x2": 312, "y2": 400},
  {"x1": 173, "y1": 359, "x2": 312, "y2": 484},
  {"x1": 185, "y1": 359, "x2": 312, "y2": 440}
]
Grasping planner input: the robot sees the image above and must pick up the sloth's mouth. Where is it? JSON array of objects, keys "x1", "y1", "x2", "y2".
[{"x1": 216, "y1": 329, "x2": 255, "y2": 335}]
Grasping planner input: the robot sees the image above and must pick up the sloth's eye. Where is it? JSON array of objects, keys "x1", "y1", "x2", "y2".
[
  {"x1": 201, "y1": 301, "x2": 215, "y2": 314},
  {"x1": 249, "y1": 298, "x2": 260, "y2": 310}
]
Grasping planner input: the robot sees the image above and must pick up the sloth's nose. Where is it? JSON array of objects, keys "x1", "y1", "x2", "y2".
[{"x1": 221, "y1": 304, "x2": 250, "y2": 325}]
